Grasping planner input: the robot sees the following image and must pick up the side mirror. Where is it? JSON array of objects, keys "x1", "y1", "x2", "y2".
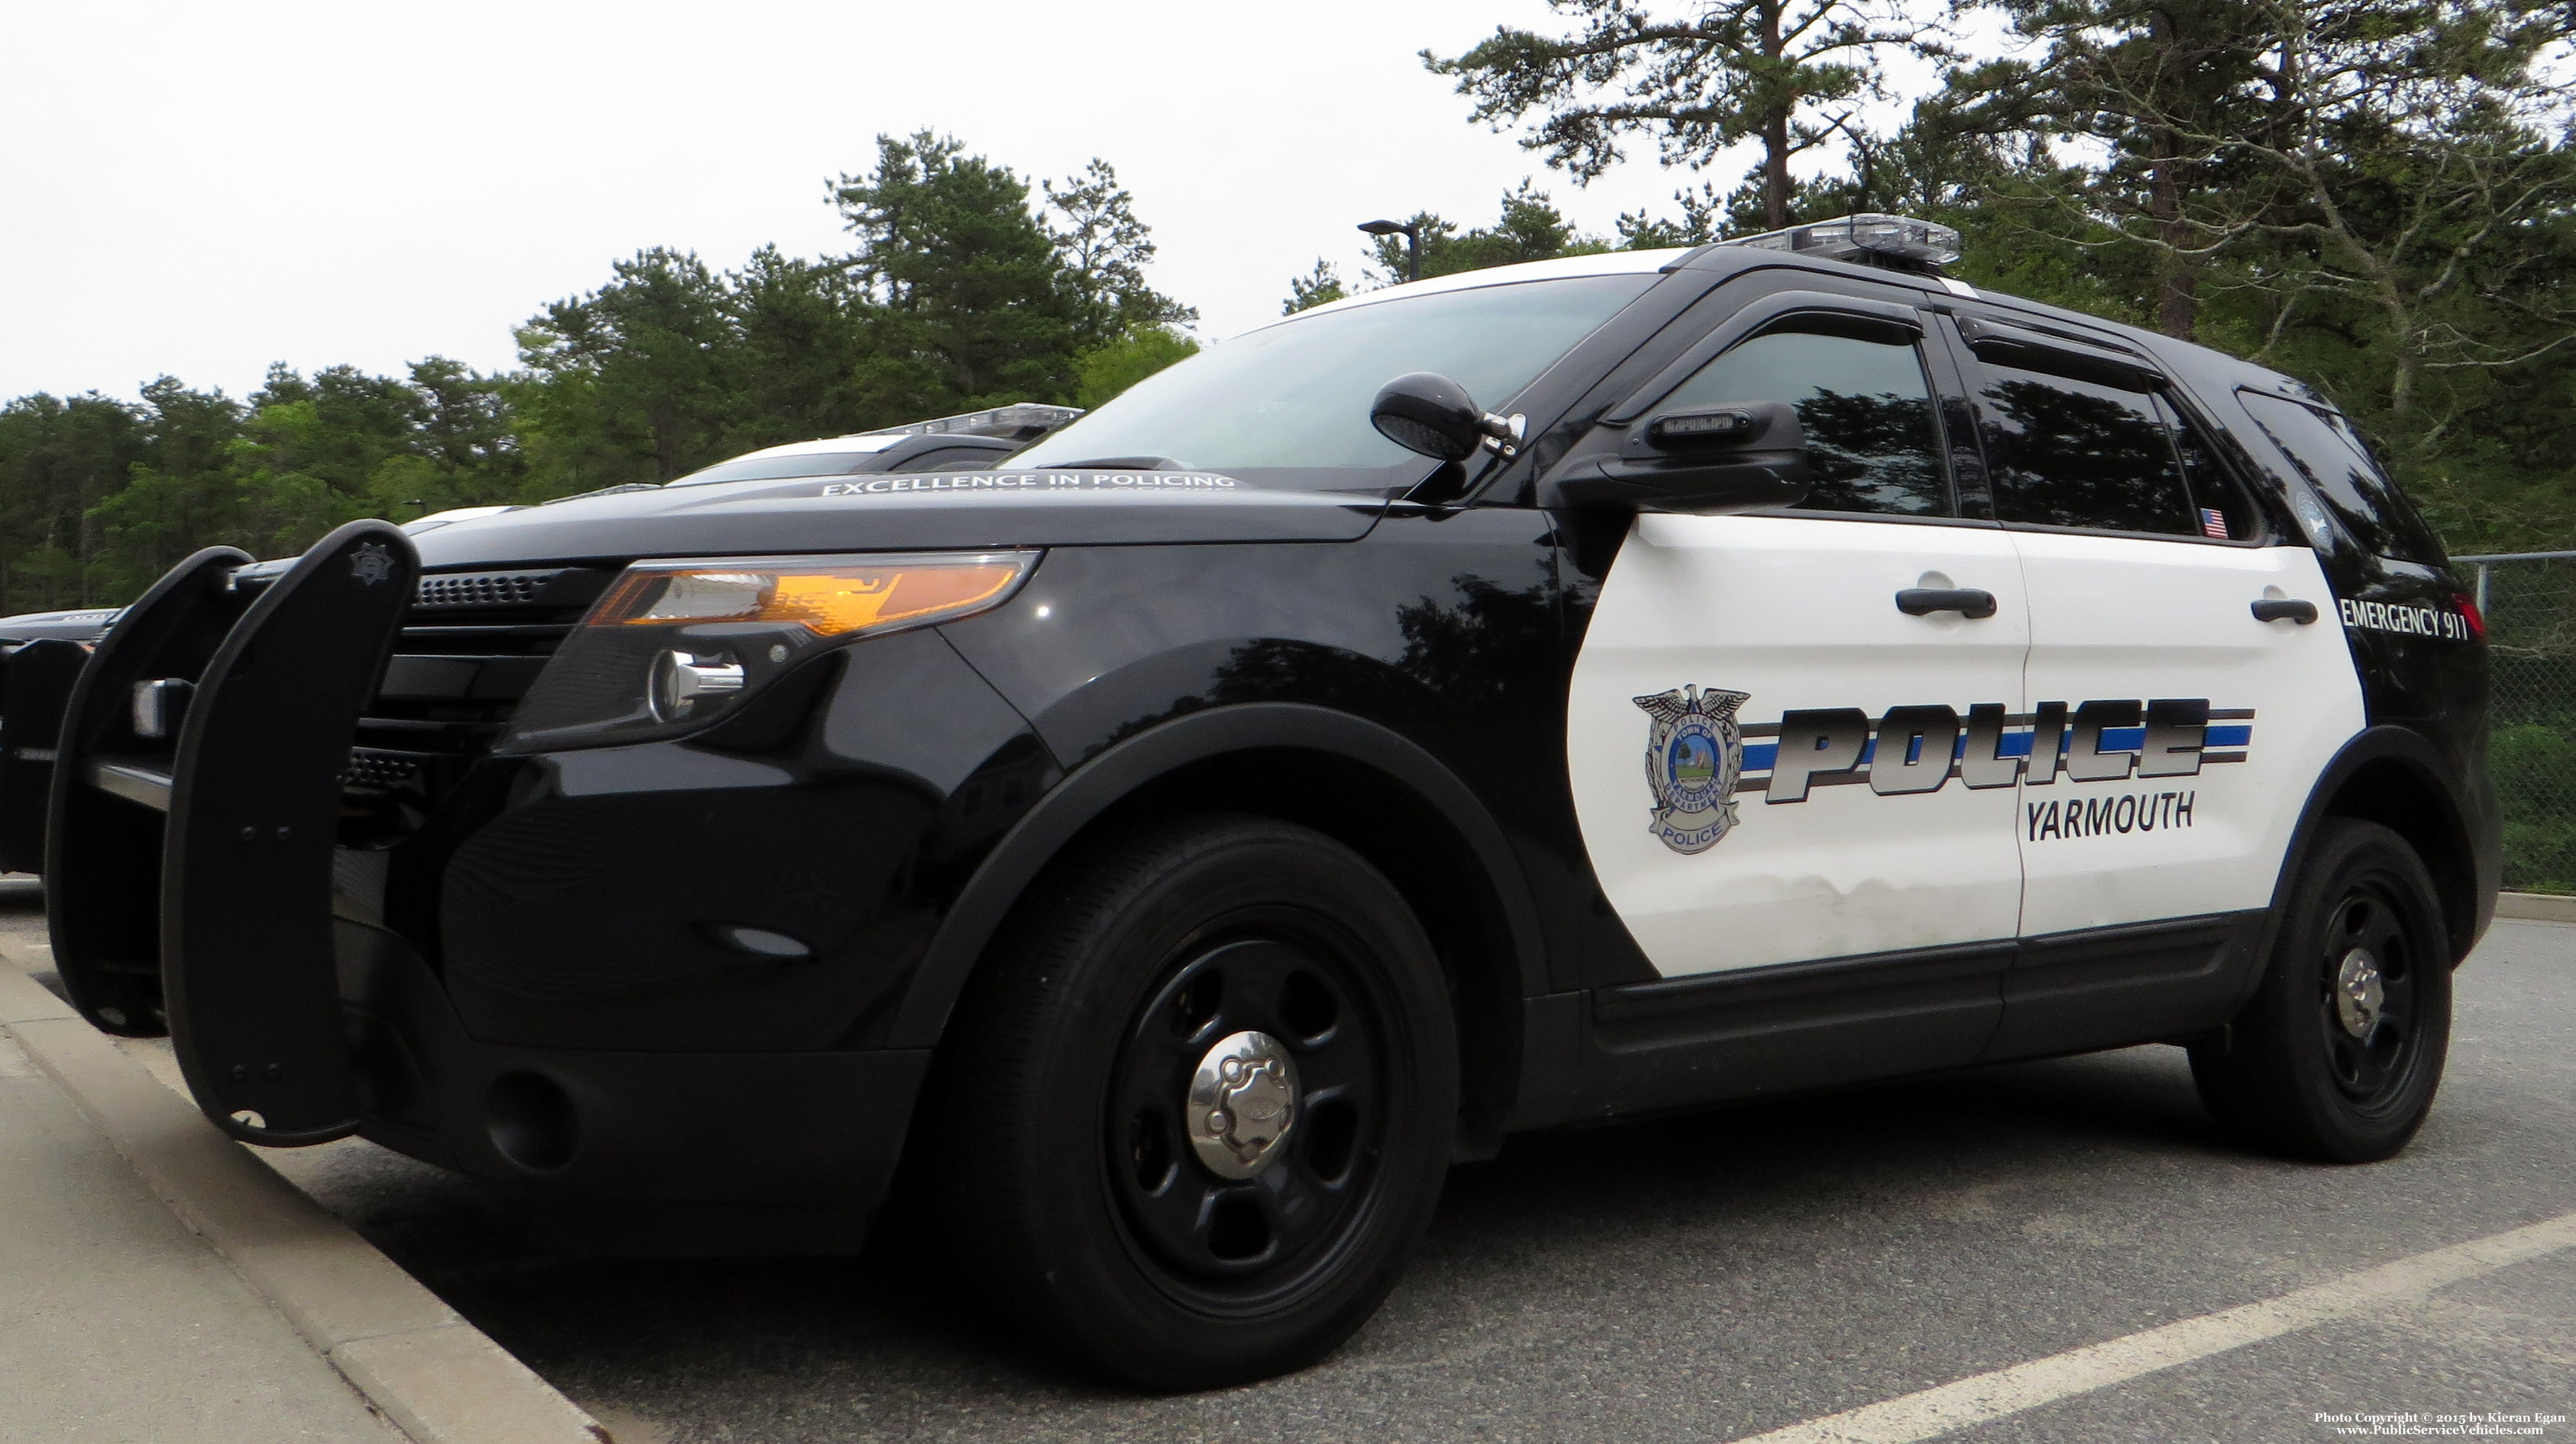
[
  {"x1": 1370, "y1": 372, "x2": 1523, "y2": 461},
  {"x1": 1545, "y1": 399, "x2": 1811, "y2": 513}
]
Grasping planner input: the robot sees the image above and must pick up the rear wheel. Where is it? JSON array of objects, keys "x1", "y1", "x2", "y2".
[
  {"x1": 2190, "y1": 819, "x2": 2452, "y2": 1162},
  {"x1": 926, "y1": 814, "x2": 1457, "y2": 1389}
]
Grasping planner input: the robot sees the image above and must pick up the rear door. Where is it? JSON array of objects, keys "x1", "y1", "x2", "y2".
[
  {"x1": 1565, "y1": 292, "x2": 2030, "y2": 978},
  {"x1": 1952, "y1": 318, "x2": 2364, "y2": 1025}
]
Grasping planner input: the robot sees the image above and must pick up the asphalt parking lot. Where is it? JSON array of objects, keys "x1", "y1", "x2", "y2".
[{"x1": 4, "y1": 892, "x2": 2567, "y2": 1444}]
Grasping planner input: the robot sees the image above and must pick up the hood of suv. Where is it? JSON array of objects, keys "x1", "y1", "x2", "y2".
[{"x1": 411, "y1": 468, "x2": 1385, "y2": 567}]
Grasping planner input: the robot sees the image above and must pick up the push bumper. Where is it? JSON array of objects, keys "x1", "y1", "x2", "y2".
[{"x1": 43, "y1": 524, "x2": 931, "y2": 1239}]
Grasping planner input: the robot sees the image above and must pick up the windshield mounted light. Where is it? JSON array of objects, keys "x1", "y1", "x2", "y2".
[
  {"x1": 502, "y1": 551, "x2": 1038, "y2": 751},
  {"x1": 1725, "y1": 213, "x2": 1962, "y2": 269}
]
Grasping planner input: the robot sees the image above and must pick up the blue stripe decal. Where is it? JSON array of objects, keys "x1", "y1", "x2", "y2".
[{"x1": 1736, "y1": 719, "x2": 2252, "y2": 777}]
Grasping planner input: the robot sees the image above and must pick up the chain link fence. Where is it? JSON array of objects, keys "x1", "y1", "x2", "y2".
[{"x1": 2461, "y1": 551, "x2": 2576, "y2": 894}]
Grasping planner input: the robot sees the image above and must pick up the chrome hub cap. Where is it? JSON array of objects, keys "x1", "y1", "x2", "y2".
[
  {"x1": 2335, "y1": 947, "x2": 2385, "y2": 1039},
  {"x1": 1185, "y1": 1030, "x2": 1299, "y2": 1179}
]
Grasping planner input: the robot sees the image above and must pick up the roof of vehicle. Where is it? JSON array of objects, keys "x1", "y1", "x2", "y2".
[
  {"x1": 1284, "y1": 248, "x2": 1692, "y2": 323},
  {"x1": 1227, "y1": 225, "x2": 2319, "y2": 419}
]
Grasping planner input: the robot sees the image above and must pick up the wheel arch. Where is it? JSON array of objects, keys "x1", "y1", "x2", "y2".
[
  {"x1": 2279, "y1": 726, "x2": 2486, "y2": 966},
  {"x1": 889, "y1": 702, "x2": 1550, "y2": 1150}
]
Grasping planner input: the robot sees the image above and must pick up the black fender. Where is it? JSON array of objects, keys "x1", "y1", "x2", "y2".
[
  {"x1": 887, "y1": 700, "x2": 1550, "y2": 1049},
  {"x1": 2262, "y1": 723, "x2": 2492, "y2": 980}
]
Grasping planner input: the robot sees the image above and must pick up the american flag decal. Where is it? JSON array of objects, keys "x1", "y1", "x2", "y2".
[{"x1": 2200, "y1": 507, "x2": 2230, "y2": 539}]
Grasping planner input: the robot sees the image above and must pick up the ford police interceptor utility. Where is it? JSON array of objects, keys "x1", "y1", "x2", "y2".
[{"x1": 0, "y1": 214, "x2": 2496, "y2": 1388}]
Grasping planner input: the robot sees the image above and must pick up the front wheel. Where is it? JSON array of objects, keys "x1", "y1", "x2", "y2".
[
  {"x1": 2190, "y1": 818, "x2": 2453, "y2": 1163},
  {"x1": 924, "y1": 814, "x2": 1458, "y2": 1388}
]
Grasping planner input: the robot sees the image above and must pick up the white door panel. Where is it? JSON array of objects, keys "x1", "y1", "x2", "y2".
[
  {"x1": 1568, "y1": 513, "x2": 2029, "y2": 978},
  {"x1": 2012, "y1": 536, "x2": 2364, "y2": 936}
]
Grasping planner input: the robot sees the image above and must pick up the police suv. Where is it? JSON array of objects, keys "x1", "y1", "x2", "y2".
[{"x1": 7, "y1": 215, "x2": 2496, "y2": 1389}]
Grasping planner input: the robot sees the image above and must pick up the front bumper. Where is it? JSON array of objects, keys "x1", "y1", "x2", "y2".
[
  {"x1": 42, "y1": 523, "x2": 957, "y2": 1243},
  {"x1": 341, "y1": 914, "x2": 926, "y2": 1235}
]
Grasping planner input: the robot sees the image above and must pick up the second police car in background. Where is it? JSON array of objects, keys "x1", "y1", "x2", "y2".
[{"x1": 22, "y1": 215, "x2": 2494, "y2": 1390}]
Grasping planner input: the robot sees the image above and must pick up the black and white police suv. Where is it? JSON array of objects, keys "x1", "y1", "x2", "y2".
[{"x1": 6, "y1": 214, "x2": 2497, "y2": 1388}]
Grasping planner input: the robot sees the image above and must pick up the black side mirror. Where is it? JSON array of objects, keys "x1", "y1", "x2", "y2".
[
  {"x1": 1370, "y1": 372, "x2": 1523, "y2": 461},
  {"x1": 1546, "y1": 399, "x2": 1811, "y2": 513}
]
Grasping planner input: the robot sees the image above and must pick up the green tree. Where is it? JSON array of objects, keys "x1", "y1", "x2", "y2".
[
  {"x1": 723, "y1": 244, "x2": 877, "y2": 450},
  {"x1": 515, "y1": 247, "x2": 738, "y2": 487},
  {"x1": 1045, "y1": 160, "x2": 1198, "y2": 347},
  {"x1": 833, "y1": 131, "x2": 1081, "y2": 413},
  {"x1": 1427, "y1": 0, "x2": 1952, "y2": 230},
  {"x1": 1, "y1": 132, "x2": 1201, "y2": 610},
  {"x1": 1074, "y1": 326, "x2": 1201, "y2": 409},
  {"x1": 1283, "y1": 260, "x2": 1349, "y2": 314},
  {"x1": 1279, "y1": 183, "x2": 1616, "y2": 311},
  {"x1": 0, "y1": 391, "x2": 150, "y2": 609}
]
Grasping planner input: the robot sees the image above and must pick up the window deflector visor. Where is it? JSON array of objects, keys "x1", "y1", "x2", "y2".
[
  {"x1": 1953, "y1": 316, "x2": 2165, "y2": 393},
  {"x1": 1604, "y1": 291, "x2": 1923, "y2": 425}
]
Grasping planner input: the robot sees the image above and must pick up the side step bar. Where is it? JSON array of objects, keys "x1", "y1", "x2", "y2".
[{"x1": 52, "y1": 523, "x2": 420, "y2": 1146}]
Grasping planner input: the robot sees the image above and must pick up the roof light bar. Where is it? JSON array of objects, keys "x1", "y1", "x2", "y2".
[
  {"x1": 863, "y1": 403, "x2": 1086, "y2": 443},
  {"x1": 1724, "y1": 213, "x2": 1962, "y2": 269}
]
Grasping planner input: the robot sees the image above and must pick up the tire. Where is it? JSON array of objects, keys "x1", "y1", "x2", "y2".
[
  {"x1": 2190, "y1": 818, "x2": 2453, "y2": 1163},
  {"x1": 923, "y1": 813, "x2": 1458, "y2": 1389}
]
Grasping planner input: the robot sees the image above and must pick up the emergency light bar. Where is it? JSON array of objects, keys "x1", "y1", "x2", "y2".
[
  {"x1": 869, "y1": 404, "x2": 1085, "y2": 443},
  {"x1": 1725, "y1": 213, "x2": 1962, "y2": 269}
]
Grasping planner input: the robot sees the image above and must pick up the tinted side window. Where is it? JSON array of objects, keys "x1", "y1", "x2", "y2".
[
  {"x1": 2164, "y1": 399, "x2": 2262, "y2": 542},
  {"x1": 1976, "y1": 363, "x2": 2197, "y2": 535},
  {"x1": 1658, "y1": 329, "x2": 1949, "y2": 516},
  {"x1": 2238, "y1": 393, "x2": 2439, "y2": 562}
]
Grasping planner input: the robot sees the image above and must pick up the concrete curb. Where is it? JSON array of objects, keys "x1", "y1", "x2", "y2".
[
  {"x1": 2495, "y1": 890, "x2": 2576, "y2": 923},
  {"x1": 0, "y1": 962, "x2": 606, "y2": 1444}
]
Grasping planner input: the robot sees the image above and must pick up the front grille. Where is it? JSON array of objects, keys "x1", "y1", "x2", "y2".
[
  {"x1": 415, "y1": 570, "x2": 567, "y2": 610},
  {"x1": 346, "y1": 566, "x2": 619, "y2": 794}
]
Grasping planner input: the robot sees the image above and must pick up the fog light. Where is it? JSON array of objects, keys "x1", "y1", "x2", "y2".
[
  {"x1": 648, "y1": 649, "x2": 745, "y2": 722},
  {"x1": 486, "y1": 1071, "x2": 578, "y2": 1172}
]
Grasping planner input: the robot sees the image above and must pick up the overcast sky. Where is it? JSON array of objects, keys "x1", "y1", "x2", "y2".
[{"x1": 3, "y1": 0, "x2": 1835, "y2": 405}]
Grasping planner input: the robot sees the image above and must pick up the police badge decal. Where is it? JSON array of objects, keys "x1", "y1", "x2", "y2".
[
  {"x1": 349, "y1": 542, "x2": 394, "y2": 586},
  {"x1": 1634, "y1": 685, "x2": 1751, "y2": 854}
]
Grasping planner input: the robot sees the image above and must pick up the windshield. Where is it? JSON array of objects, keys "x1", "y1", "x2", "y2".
[
  {"x1": 1018, "y1": 274, "x2": 1658, "y2": 491},
  {"x1": 669, "y1": 438, "x2": 900, "y2": 487}
]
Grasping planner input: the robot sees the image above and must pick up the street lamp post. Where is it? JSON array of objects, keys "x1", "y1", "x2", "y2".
[{"x1": 1357, "y1": 219, "x2": 1422, "y2": 284}]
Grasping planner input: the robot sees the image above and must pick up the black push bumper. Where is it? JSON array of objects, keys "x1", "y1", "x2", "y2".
[
  {"x1": 40, "y1": 523, "x2": 929, "y2": 1237},
  {"x1": 48, "y1": 525, "x2": 417, "y2": 1142}
]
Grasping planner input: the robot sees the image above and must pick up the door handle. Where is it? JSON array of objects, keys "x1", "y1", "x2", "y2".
[
  {"x1": 2251, "y1": 598, "x2": 2319, "y2": 624},
  {"x1": 1896, "y1": 588, "x2": 1998, "y2": 619}
]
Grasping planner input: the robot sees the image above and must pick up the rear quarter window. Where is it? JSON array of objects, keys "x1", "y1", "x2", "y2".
[{"x1": 2237, "y1": 393, "x2": 2442, "y2": 564}]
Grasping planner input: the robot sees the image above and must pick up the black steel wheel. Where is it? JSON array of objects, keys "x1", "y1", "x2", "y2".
[
  {"x1": 1110, "y1": 937, "x2": 1385, "y2": 1283},
  {"x1": 2191, "y1": 818, "x2": 2453, "y2": 1162},
  {"x1": 924, "y1": 814, "x2": 1456, "y2": 1389}
]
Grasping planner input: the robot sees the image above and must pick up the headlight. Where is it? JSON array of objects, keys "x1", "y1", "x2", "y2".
[{"x1": 500, "y1": 551, "x2": 1036, "y2": 750}]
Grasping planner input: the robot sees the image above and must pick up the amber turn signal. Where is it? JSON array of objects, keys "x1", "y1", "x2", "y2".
[{"x1": 588, "y1": 553, "x2": 1036, "y2": 640}]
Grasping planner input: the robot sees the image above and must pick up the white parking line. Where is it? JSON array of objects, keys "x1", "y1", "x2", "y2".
[{"x1": 1730, "y1": 1209, "x2": 2576, "y2": 1444}]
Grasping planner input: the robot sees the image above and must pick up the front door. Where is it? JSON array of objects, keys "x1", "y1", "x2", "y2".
[{"x1": 1566, "y1": 311, "x2": 2031, "y2": 978}]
